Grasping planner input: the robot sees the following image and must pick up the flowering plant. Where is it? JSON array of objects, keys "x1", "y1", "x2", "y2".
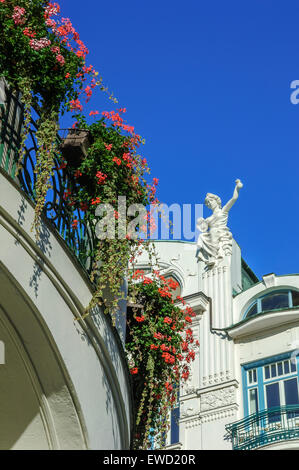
[
  {"x1": 59, "y1": 110, "x2": 159, "y2": 319},
  {"x1": 0, "y1": 0, "x2": 112, "y2": 232},
  {"x1": 126, "y1": 269, "x2": 198, "y2": 449}
]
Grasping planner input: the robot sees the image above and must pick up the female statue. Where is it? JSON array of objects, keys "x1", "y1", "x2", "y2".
[{"x1": 196, "y1": 179, "x2": 243, "y2": 266}]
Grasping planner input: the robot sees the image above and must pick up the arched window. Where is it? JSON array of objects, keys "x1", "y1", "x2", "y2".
[
  {"x1": 244, "y1": 289, "x2": 299, "y2": 319},
  {"x1": 163, "y1": 274, "x2": 182, "y2": 301}
]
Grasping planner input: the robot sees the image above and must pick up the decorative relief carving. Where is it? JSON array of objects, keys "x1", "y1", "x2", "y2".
[{"x1": 200, "y1": 385, "x2": 236, "y2": 412}]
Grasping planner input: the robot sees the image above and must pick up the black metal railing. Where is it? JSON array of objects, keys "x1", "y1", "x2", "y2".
[
  {"x1": 226, "y1": 405, "x2": 299, "y2": 450},
  {"x1": 0, "y1": 84, "x2": 96, "y2": 274}
]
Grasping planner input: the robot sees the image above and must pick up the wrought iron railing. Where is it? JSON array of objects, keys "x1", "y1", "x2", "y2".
[
  {"x1": 0, "y1": 82, "x2": 96, "y2": 274},
  {"x1": 226, "y1": 405, "x2": 299, "y2": 450}
]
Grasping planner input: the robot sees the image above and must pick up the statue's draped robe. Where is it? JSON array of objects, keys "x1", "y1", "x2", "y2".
[{"x1": 197, "y1": 209, "x2": 232, "y2": 265}]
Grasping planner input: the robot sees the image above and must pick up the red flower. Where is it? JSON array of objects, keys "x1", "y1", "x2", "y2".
[
  {"x1": 104, "y1": 143, "x2": 112, "y2": 151},
  {"x1": 163, "y1": 316, "x2": 172, "y2": 325},
  {"x1": 182, "y1": 370, "x2": 189, "y2": 380},
  {"x1": 69, "y1": 99, "x2": 83, "y2": 111},
  {"x1": 150, "y1": 344, "x2": 159, "y2": 350},
  {"x1": 89, "y1": 110, "x2": 99, "y2": 116},
  {"x1": 91, "y1": 197, "x2": 101, "y2": 205},
  {"x1": 153, "y1": 332, "x2": 164, "y2": 340},
  {"x1": 158, "y1": 288, "x2": 172, "y2": 299},
  {"x1": 74, "y1": 169, "x2": 82, "y2": 178},
  {"x1": 112, "y1": 157, "x2": 121, "y2": 166},
  {"x1": 130, "y1": 367, "x2": 138, "y2": 375},
  {"x1": 143, "y1": 277, "x2": 152, "y2": 285},
  {"x1": 185, "y1": 316, "x2": 192, "y2": 323},
  {"x1": 135, "y1": 315, "x2": 145, "y2": 322},
  {"x1": 165, "y1": 382, "x2": 173, "y2": 392},
  {"x1": 72, "y1": 219, "x2": 78, "y2": 229},
  {"x1": 96, "y1": 171, "x2": 107, "y2": 184},
  {"x1": 23, "y1": 27, "x2": 36, "y2": 38}
]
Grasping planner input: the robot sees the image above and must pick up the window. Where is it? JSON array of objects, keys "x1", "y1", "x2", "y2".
[
  {"x1": 243, "y1": 353, "x2": 299, "y2": 419},
  {"x1": 170, "y1": 407, "x2": 180, "y2": 444},
  {"x1": 249, "y1": 388, "x2": 258, "y2": 414},
  {"x1": 170, "y1": 388, "x2": 180, "y2": 444},
  {"x1": 244, "y1": 289, "x2": 299, "y2": 320},
  {"x1": 261, "y1": 292, "x2": 289, "y2": 312}
]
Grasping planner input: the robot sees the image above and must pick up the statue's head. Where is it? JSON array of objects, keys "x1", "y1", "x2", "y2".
[{"x1": 205, "y1": 193, "x2": 222, "y2": 210}]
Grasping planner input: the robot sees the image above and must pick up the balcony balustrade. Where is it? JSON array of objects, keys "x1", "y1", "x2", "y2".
[
  {"x1": 226, "y1": 405, "x2": 299, "y2": 450},
  {"x1": 0, "y1": 80, "x2": 96, "y2": 275}
]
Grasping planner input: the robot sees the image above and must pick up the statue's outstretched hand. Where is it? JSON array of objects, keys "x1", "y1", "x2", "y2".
[{"x1": 235, "y1": 179, "x2": 243, "y2": 189}]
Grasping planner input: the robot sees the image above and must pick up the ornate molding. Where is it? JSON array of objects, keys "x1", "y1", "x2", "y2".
[
  {"x1": 200, "y1": 385, "x2": 236, "y2": 412},
  {"x1": 200, "y1": 405, "x2": 238, "y2": 423},
  {"x1": 202, "y1": 370, "x2": 231, "y2": 387},
  {"x1": 184, "y1": 417, "x2": 201, "y2": 429}
]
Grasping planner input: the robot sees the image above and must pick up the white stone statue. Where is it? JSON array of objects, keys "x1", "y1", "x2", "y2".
[{"x1": 196, "y1": 179, "x2": 243, "y2": 267}]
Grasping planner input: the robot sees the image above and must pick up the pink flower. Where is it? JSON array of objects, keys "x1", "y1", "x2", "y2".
[
  {"x1": 56, "y1": 54, "x2": 65, "y2": 66},
  {"x1": 51, "y1": 46, "x2": 60, "y2": 54},
  {"x1": 12, "y1": 6, "x2": 26, "y2": 25},
  {"x1": 44, "y1": 2, "x2": 60, "y2": 18},
  {"x1": 29, "y1": 38, "x2": 51, "y2": 51},
  {"x1": 45, "y1": 18, "x2": 57, "y2": 29}
]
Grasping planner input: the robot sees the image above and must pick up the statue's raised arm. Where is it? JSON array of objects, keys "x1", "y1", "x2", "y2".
[{"x1": 222, "y1": 179, "x2": 243, "y2": 214}]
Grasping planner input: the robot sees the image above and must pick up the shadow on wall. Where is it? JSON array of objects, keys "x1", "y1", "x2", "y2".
[{"x1": 0, "y1": 264, "x2": 85, "y2": 450}]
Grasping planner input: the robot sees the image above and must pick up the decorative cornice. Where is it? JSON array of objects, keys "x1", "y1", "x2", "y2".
[{"x1": 184, "y1": 417, "x2": 201, "y2": 429}]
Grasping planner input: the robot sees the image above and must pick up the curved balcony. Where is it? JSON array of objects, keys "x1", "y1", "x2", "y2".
[
  {"x1": 226, "y1": 406, "x2": 299, "y2": 450},
  {"x1": 0, "y1": 80, "x2": 133, "y2": 449},
  {"x1": 0, "y1": 81, "x2": 96, "y2": 274}
]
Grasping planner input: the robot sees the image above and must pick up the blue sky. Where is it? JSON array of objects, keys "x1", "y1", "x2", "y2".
[{"x1": 60, "y1": 0, "x2": 299, "y2": 279}]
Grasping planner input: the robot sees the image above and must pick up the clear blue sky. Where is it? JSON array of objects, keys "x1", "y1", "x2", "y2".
[{"x1": 60, "y1": 0, "x2": 299, "y2": 279}]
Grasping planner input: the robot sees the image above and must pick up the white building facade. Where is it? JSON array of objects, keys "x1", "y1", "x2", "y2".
[{"x1": 137, "y1": 237, "x2": 299, "y2": 450}]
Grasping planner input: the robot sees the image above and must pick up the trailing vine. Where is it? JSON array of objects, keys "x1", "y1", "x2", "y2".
[
  {"x1": 33, "y1": 108, "x2": 59, "y2": 233},
  {"x1": 126, "y1": 270, "x2": 198, "y2": 449},
  {"x1": 15, "y1": 76, "x2": 33, "y2": 177}
]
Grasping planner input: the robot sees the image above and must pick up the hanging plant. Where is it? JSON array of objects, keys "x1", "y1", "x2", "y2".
[
  {"x1": 0, "y1": 0, "x2": 115, "y2": 234},
  {"x1": 126, "y1": 269, "x2": 198, "y2": 449},
  {"x1": 59, "y1": 110, "x2": 159, "y2": 321}
]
